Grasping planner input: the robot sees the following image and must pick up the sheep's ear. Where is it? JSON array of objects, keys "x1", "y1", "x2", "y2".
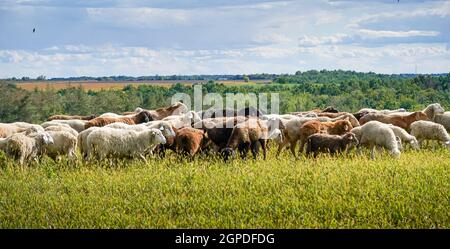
[
  {"x1": 344, "y1": 124, "x2": 349, "y2": 130},
  {"x1": 159, "y1": 126, "x2": 164, "y2": 131},
  {"x1": 187, "y1": 112, "x2": 193, "y2": 119}
]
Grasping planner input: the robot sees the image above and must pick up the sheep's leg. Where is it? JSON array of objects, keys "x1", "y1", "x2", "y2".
[
  {"x1": 289, "y1": 140, "x2": 297, "y2": 159},
  {"x1": 140, "y1": 154, "x2": 148, "y2": 164},
  {"x1": 370, "y1": 146, "x2": 376, "y2": 160},
  {"x1": 276, "y1": 140, "x2": 287, "y2": 157},
  {"x1": 251, "y1": 143, "x2": 258, "y2": 160},
  {"x1": 298, "y1": 139, "x2": 307, "y2": 156},
  {"x1": 260, "y1": 140, "x2": 267, "y2": 160}
]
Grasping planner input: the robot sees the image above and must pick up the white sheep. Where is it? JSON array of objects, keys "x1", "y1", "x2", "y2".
[
  {"x1": 77, "y1": 127, "x2": 100, "y2": 160},
  {"x1": 0, "y1": 122, "x2": 45, "y2": 138},
  {"x1": 162, "y1": 111, "x2": 201, "y2": 129},
  {"x1": 410, "y1": 120, "x2": 450, "y2": 148},
  {"x1": 43, "y1": 130, "x2": 78, "y2": 160},
  {"x1": 144, "y1": 120, "x2": 176, "y2": 138},
  {"x1": 353, "y1": 121, "x2": 402, "y2": 159},
  {"x1": 358, "y1": 108, "x2": 406, "y2": 114},
  {"x1": 41, "y1": 119, "x2": 86, "y2": 133},
  {"x1": 387, "y1": 124, "x2": 420, "y2": 150},
  {"x1": 86, "y1": 128, "x2": 166, "y2": 162},
  {"x1": 433, "y1": 112, "x2": 450, "y2": 132},
  {"x1": 44, "y1": 125, "x2": 78, "y2": 137},
  {"x1": 2, "y1": 131, "x2": 54, "y2": 165}
]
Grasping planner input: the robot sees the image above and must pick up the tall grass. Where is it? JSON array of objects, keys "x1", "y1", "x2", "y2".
[{"x1": 0, "y1": 147, "x2": 448, "y2": 228}]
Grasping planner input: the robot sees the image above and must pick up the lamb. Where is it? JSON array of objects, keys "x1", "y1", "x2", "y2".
[
  {"x1": 305, "y1": 132, "x2": 359, "y2": 158},
  {"x1": 410, "y1": 120, "x2": 450, "y2": 148},
  {"x1": 2, "y1": 131, "x2": 54, "y2": 165},
  {"x1": 84, "y1": 111, "x2": 151, "y2": 129},
  {"x1": 174, "y1": 127, "x2": 210, "y2": 159},
  {"x1": 86, "y1": 128, "x2": 166, "y2": 162},
  {"x1": 387, "y1": 124, "x2": 420, "y2": 150},
  {"x1": 41, "y1": 119, "x2": 87, "y2": 133},
  {"x1": 222, "y1": 118, "x2": 282, "y2": 161},
  {"x1": 433, "y1": 112, "x2": 450, "y2": 132},
  {"x1": 352, "y1": 121, "x2": 402, "y2": 159},
  {"x1": 48, "y1": 114, "x2": 96, "y2": 121},
  {"x1": 359, "y1": 111, "x2": 428, "y2": 131},
  {"x1": 43, "y1": 130, "x2": 78, "y2": 160},
  {"x1": 297, "y1": 119, "x2": 353, "y2": 155}
]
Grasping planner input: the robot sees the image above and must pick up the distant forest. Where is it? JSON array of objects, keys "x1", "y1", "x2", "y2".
[{"x1": 1, "y1": 70, "x2": 450, "y2": 123}]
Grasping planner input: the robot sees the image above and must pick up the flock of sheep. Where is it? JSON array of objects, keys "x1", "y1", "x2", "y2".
[{"x1": 1, "y1": 101, "x2": 449, "y2": 165}]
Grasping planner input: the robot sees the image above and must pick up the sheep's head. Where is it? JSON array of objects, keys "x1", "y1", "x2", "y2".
[
  {"x1": 343, "y1": 132, "x2": 359, "y2": 148},
  {"x1": 414, "y1": 111, "x2": 428, "y2": 121},
  {"x1": 221, "y1": 148, "x2": 235, "y2": 162},
  {"x1": 268, "y1": 128, "x2": 283, "y2": 144},
  {"x1": 161, "y1": 124, "x2": 176, "y2": 138},
  {"x1": 37, "y1": 132, "x2": 54, "y2": 145},
  {"x1": 410, "y1": 138, "x2": 420, "y2": 150},
  {"x1": 150, "y1": 129, "x2": 166, "y2": 145},
  {"x1": 395, "y1": 136, "x2": 403, "y2": 151},
  {"x1": 444, "y1": 141, "x2": 450, "y2": 148}
]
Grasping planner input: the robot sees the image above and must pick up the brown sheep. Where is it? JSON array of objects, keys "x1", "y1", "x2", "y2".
[
  {"x1": 298, "y1": 119, "x2": 353, "y2": 155},
  {"x1": 305, "y1": 132, "x2": 358, "y2": 158},
  {"x1": 174, "y1": 127, "x2": 210, "y2": 159},
  {"x1": 84, "y1": 111, "x2": 151, "y2": 129},
  {"x1": 147, "y1": 102, "x2": 188, "y2": 120},
  {"x1": 47, "y1": 114, "x2": 96, "y2": 121},
  {"x1": 223, "y1": 118, "x2": 277, "y2": 161},
  {"x1": 359, "y1": 111, "x2": 428, "y2": 131}
]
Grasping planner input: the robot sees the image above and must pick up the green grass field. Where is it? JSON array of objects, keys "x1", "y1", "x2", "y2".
[{"x1": 0, "y1": 147, "x2": 448, "y2": 228}]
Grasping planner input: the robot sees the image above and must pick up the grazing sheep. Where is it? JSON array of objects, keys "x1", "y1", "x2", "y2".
[
  {"x1": 305, "y1": 132, "x2": 359, "y2": 158},
  {"x1": 0, "y1": 122, "x2": 44, "y2": 138},
  {"x1": 43, "y1": 130, "x2": 78, "y2": 160},
  {"x1": 387, "y1": 124, "x2": 419, "y2": 150},
  {"x1": 410, "y1": 120, "x2": 450, "y2": 148},
  {"x1": 297, "y1": 119, "x2": 353, "y2": 155},
  {"x1": 433, "y1": 112, "x2": 450, "y2": 132},
  {"x1": 223, "y1": 118, "x2": 281, "y2": 161},
  {"x1": 48, "y1": 114, "x2": 95, "y2": 121},
  {"x1": 174, "y1": 127, "x2": 210, "y2": 158},
  {"x1": 44, "y1": 125, "x2": 78, "y2": 137},
  {"x1": 145, "y1": 121, "x2": 176, "y2": 138},
  {"x1": 359, "y1": 111, "x2": 428, "y2": 131},
  {"x1": 3, "y1": 131, "x2": 54, "y2": 165},
  {"x1": 41, "y1": 119, "x2": 87, "y2": 133},
  {"x1": 86, "y1": 128, "x2": 166, "y2": 162},
  {"x1": 354, "y1": 121, "x2": 401, "y2": 159},
  {"x1": 77, "y1": 127, "x2": 100, "y2": 160},
  {"x1": 193, "y1": 116, "x2": 248, "y2": 151},
  {"x1": 85, "y1": 111, "x2": 151, "y2": 129}
]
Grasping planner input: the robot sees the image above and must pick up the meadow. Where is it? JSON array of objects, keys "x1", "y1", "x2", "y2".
[{"x1": 0, "y1": 147, "x2": 448, "y2": 228}]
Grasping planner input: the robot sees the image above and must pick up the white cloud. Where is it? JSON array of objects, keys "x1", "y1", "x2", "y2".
[
  {"x1": 357, "y1": 29, "x2": 440, "y2": 38},
  {"x1": 298, "y1": 34, "x2": 352, "y2": 47}
]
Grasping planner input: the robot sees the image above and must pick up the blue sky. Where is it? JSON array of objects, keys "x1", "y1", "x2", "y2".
[{"x1": 0, "y1": 0, "x2": 449, "y2": 78}]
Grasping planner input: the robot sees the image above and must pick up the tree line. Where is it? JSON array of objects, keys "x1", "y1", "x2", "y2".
[{"x1": 1, "y1": 70, "x2": 449, "y2": 124}]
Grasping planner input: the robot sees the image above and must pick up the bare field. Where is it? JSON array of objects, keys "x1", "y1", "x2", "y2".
[{"x1": 11, "y1": 80, "x2": 269, "y2": 91}]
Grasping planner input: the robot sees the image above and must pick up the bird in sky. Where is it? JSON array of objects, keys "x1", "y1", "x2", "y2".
[{"x1": 33, "y1": 28, "x2": 35, "y2": 33}]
